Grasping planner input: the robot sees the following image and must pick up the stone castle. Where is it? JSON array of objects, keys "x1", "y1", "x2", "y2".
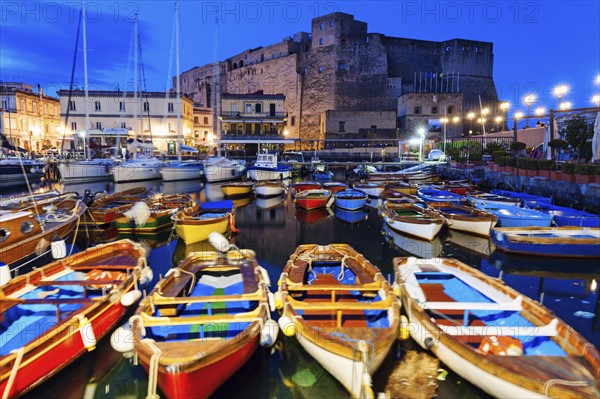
[{"x1": 178, "y1": 12, "x2": 498, "y2": 141}]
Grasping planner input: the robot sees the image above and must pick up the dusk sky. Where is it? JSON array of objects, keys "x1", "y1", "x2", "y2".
[{"x1": 1, "y1": 1, "x2": 599, "y2": 115}]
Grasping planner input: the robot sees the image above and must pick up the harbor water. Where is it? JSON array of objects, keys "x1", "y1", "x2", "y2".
[{"x1": 8, "y1": 176, "x2": 599, "y2": 399}]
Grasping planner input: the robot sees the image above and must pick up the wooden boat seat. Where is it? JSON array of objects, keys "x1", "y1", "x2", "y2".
[
  {"x1": 34, "y1": 279, "x2": 124, "y2": 287},
  {"x1": 438, "y1": 319, "x2": 558, "y2": 337}
]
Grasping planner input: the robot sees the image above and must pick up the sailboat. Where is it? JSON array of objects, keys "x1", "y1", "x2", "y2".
[
  {"x1": 112, "y1": 15, "x2": 161, "y2": 183},
  {"x1": 160, "y1": 2, "x2": 203, "y2": 182},
  {"x1": 57, "y1": 2, "x2": 113, "y2": 183}
]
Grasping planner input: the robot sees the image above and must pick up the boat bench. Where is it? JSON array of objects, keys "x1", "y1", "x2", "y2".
[
  {"x1": 424, "y1": 296, "x2": 523, "y2": 326},
  {"x1": 438, "y1": 319, "x2": 558, "y2": 337}
]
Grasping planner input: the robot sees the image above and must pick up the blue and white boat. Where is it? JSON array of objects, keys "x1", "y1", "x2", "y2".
[
  {"x1": 313, "y1": 170, "x2": 334, "y2": 180},
  {"x1": 474, "y1": 203, "x2": 553, "y2": 227},
  {"x1": 490, "y1": 189, "x2": 553, "y2": 207},
  {"x1": 246, "y1": 153, "x2": 292, "y2": 181},
  {"x1": 466, "y1": 191, "x2": 521, "y2": 207},
  {"x1": 491, "y1": 227, "x2": 600, "y2": 258},
  {"x1": 417, "y1": 187, "x2": 465, "y2": 203},
  {"x1": 334, "y1": 189, "x2": 368, "y2": 211},
  {"x1": 334, "y1": 207, "x2": 369, "y2": 225},
  {"x1": 528, "y1": 204, "x2": 600, "y2": 227}
]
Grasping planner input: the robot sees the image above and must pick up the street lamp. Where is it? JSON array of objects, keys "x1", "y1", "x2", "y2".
[
  {"x1": 417, "y1": 127, "x2": 425, "y2": 162},
  {"x1": 440, "y1": 117, "x2": 449, "y2": 155},
  {"x1": 592, "y1": 95, "x2": 600, "y2": 107},
  {"x1": 467, "y1": 112, "x2": 475, "y2": 135},
  {"x1": 559, "y1": 102, "x2": 572, "y2": 111},
  {"x1": 535, "y1": 107, "x2": 546, "y2": 125},
  {"x1": 553, "y1": 85, "x2": 568, "y2": 110},
  {"x1": 523, "y1": 94, "x2": 537, "y2": 127},
  {"x1": 494, "y1": 116, "x2": 503, "y2": 132}
]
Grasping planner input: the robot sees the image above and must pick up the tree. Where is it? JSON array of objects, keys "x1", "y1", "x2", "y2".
[{"x1": 559, "y1": 115, "x2": 593, "y2": 161}]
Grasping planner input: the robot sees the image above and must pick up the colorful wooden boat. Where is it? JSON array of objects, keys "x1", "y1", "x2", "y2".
[
  {"x1": 81, "y1": 187, "x2": 151, "y2": 227},
  {"x1": 294, "y1": 189, "x2": 332, "y2": 210},
  {"x1": 293, "y1": 181, "x2": 321, "y2": 194},
  {"x1": 432, "y1": 181, "x2": 473, "y2": 196},
  {"x1": 527, "y1": 204, "x2": 600, "y2": 227},
  {"x1": 380, "y1": 190, "x2": 419, "y2": 204},
  {"x1": 0, "y1": 197, "x2": 86, "y2": 267},
  {"x1": 321, "y1": 181, "x2": 347, "y2": 194},
  {"x1": 276, "y1": 244, "x2": 400, "y2": 399},
  {"x1": 474, "y1": 203, "x2": 553, "y2": 227},
  {"x1": 334, "y1": 189, "x2": 368, "y2": 211},
  {"x1": 382, "y1": 223, "x2": 443, "y2": 259},
  {"x1": 466, "y1": 190, "x2": 521, "y2": 207},
  {"x1": 0, "y1": 240, "x2": 149, "y2": 398},
  {"x1": 382, "y1": 202, "x2": 444, "y2": 241},
  {"x1": 428, "y1": 202, "x2": 497, "y2": 237},
  {"x1": 254, "y1": 180, "x2": 285, "y2": 197},
  {"x1": 220, "y1": 182, "x2": 254, "y2": 197},
  {"x1": 491, "y1": 227, "x2": 600, "y2": 258},
  {"x1": 313, "y1": 170, "x2": 334, "y2": 180},
  {"x1": 393, "y1": 257, "x2": 600, "y2": 398},
  {"x1": 353, "y1": 182, "x2": 385, "y2": 198},
  {"x1": 417, "y1": 187, "x2": 466, "y2": 203},
  {"x1": 0, "y1": 190, "x2": 73, "y2": 210},
  {"x1": 132, "y1": 244, "x2": 273, "y2": 399},
  {"x1": 172, "y1": 200, "x2": 235, "y2": 244},
  {"x1": 115, "y1": 194, "x2": 193, "y2": 236}
]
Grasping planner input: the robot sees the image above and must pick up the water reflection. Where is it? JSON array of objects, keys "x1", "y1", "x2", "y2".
[
  {"x1": 334, "y1": 207, "x2": 369, "y2": 225},
  {"x1": 445, "y1": 229, "x2": 494, "y2": 258},
  {"x1": 255, "y1": 194, "x2": 285, "y2": 210},
  {"x1": 160, "y1": 179, "x2": 203, "y2": 197},
  {"x1": 59, "y1": 180, "x2": 112, "y2": 196},
  {"x1": 204, "y1": 182, "x2": 226, "y2": 201},
  {"x1": 232, "y1": 195, "x2": 253, "y2": 209},
  {"x1": 295, "y1": 207, "x2": 333, "y2": 225},
  {"x1": 114, "y1": 179, "x2": 161, "y2": 194}
]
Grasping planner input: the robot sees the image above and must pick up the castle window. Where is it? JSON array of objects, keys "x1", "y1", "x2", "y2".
[
  {"x1": 474, "y1": 46, "x2": 480, "y2": 53},
  {"x1": 447, "y1": 106, "x2": 454, "y2": 114},
  {"x1": 255, "y1": 103, "x2": 262, "y2": 113},
  {"x1": 431, "y1": 107, "x2": 438, "y2": 114},
  {"x1": 318, "y1": 66, "x2": 324, "y2": 73},
  {"x1": 319, "y1": 38, "x2": 323, "y2": 46},
  {"x1": 121, "y1": 122, "x2": 127, "y2": 129},
  {"x1": 291, "y1": 116, "x2": 296, "y2": 126},
  {"x1": 68, "y1": 100, "x2": 76, "y2": 111},
  {"x1": 194, "y1": 116, "x2": 199, "y2": 123},
  {"x1": 71, "y1": 122, "x2": 77, "y2": 130},
  {"x1": 319, "y1": 22, "x2": 324, "y2": 30},
  {"x1": 168, "y1": 102, "x2": 174, "y2": 112},
  {"x1": 245, "y1": 103, "x2": 253, "y2": 113},
  {"x1": 445, "y1": 46, "x2": 452, "y2": 52},
  {"x1": 329, "y1": 19, "x2": 334, "y2": 27},
  {"x1": 338, "y1": 121, "x2": 345, "y2": 132},
  {"x1": 143, "y1": 101, "x2": 149, "y2": 112},
  {"x1": 414, "y1": 106, "x2": 421, "y2": 115},
  {"x1": 204, "y1": 117, "x2": 208, "y2": 124},
  {"x1": 338, "y1": 63, "x2": 346, "y2": 71},
  {"x1": 32, "y1": 102, "x2": 38, "y2": 113},
  {"x1": 119, "y1": 102, "x2": 126, "y2": 112}
]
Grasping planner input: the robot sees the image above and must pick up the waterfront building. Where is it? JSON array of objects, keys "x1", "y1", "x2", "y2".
[
  {"x1": 178, "y1": 12, "x2": 498, "y2": 144},
  {"x1": 0, "y1": 83, "x2": 62, "y2": 155},
  {"x1": 56, "y1": 89, "x2": 195, "y2": 156}
]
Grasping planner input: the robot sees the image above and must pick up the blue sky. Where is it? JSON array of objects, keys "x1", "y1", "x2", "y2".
[{"x1": 1, "y1": 1, "x2": 599, "y2": 114}]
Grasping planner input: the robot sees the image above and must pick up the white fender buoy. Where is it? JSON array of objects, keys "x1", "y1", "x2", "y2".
[
  {"x1": 257, "y1": 266, "x2": 271, "y2": 286},
  {"x1": 139, "y1": 267, "x2": 154, "y2": 286},
  {"x1": 110, "y1": 321, "x2": 135, "y2": 353},
  {"x1": 325, "y1": 196, "x2": 335, "y2": 208},
  {"x1": 51, "y1": 239, "x2": 67, "y2": 259},
  {"x1": 121, "y1": 289, "x2": 142, "y2": 307},
  {"x1": 260, "y1": 319, "x2": 279, "y2": 347},
  {"x1": 78, "y1": 316, "x2": 97, "y2": 351},
  {"x1": 274, "y1": 291, "x2": 284, "y2": 310},
  {"x1": 267, "y1": 292, "x2": 276, "y2": 312},
  {"x1": 0, "y1": 262, "x2": 11, "y2": 287},
  {"x1": 278, "y1": 315, "x2": 296, "y2": 337}
]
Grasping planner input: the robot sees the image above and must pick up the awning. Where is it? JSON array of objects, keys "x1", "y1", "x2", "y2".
[{"x1": 179, "y1": 144, "x2": 199, "y2": 153}]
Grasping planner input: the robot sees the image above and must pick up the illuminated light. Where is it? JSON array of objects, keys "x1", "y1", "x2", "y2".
[
  {"x1": 452, "y1": 116, "x2": 460, "y2": 123},
  {"x1": 523, "y1": 94, "x2": 537, "y2": 105},
  {"x1": 514, "y1": 112, "x2": 524, "y2": 119},
  {"x1": 535, "y1": 107, "x2": 546, "y2": 116},
  {"x1": 494, "y1": 116, "x2": 503, "y2": 123},
  {"x1": 440, "y1": 117, "x2": 449, "y2": 124},
  {"x1": 500, "y1": 102, "x2": 510, "y2": 111},
  {"x1": 553, "y1": 85, "x2": 568, "y2": 98},
  {"x1": 559, "y1": 102, "x2": 572, "y2": 110},
  {"x1": 467, "y1": 112, "x2": 475, "y2": 119}
]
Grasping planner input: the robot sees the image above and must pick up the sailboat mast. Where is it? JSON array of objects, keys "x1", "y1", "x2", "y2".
[
  {"x1": 175, "y1": 1, "x2": 182, "y2": 162},
  {"x1": 133, "y1": 13, "x2": 139, "y2": 159},
  {"x1": 82, "y1": 0, "x2": 90, "y2": 160}
]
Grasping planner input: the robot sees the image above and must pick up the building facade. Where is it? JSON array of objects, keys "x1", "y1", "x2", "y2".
[
  {"x1": 398, "y1": 93, "x2": 464, "y2": 138},
  {"x1": 0, "y1": 83, "x2": 62, "y2": 154},
  {"x1": 178, "y1": 12, "x2": 498, "y2": 144},
  {"x1": 56, "y1": 90, "x2": 195, "y2": 155},
  {"x1": 193, "y1": 106, "x2": 214, "y2": 149}
]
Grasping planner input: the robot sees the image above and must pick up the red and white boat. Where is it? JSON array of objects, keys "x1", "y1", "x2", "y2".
[
  {"x1": 0, "y1": 240, "x2": 149, "y2": 398},
  {"x1": 292, "y1": 181, "x2": 322, "y2": 195},
  {"x1": 132, "y1": 239, "x2": 274, "y2": 399},
  {"x1": 294, "y1": 189, "x2": 332, "y2": 210}
]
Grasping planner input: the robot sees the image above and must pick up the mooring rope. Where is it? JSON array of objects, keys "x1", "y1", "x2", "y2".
[{"x1": 2, "y1": 347, "x2": 25, "y2": 399}]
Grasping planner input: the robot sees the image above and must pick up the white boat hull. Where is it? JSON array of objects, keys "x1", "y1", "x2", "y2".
[
  {"x1": 254, "y1": 185, "x2": 284, "y2": 197},
  {"x1": 247, "y1": 169, "x2": 291, "y2": 181},
  {"x1": 445, "y1": 217, "x2": 495, "y2": 237},
  {"x1": 160, "y1": 165, "x2": 203, "y2": 181},
  {"x1": 57, "y1": 160, "x2": 113, "y2": 182},
  {"x1": 113, "y1": 160, "x2": 161, "y2": 182},
  {"x1": 296, "y1": 330, "x2": 388, "y2": 398},
  {"x1": 384, "y1": 215, "x2": 442, "y2": 241},
  {"x1": 204, "y1": 161, "x2": 244, "y2": 182},
  {"x1": 406, "y1": 309, "x2": 545, "y2": 399}
]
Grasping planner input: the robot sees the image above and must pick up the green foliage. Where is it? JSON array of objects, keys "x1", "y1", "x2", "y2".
[
  {"x1": 560, "y1": 116, "x2": 593, "y2": 161},
  {"x1": 486, "y1": 141, "x2": 508, "y2": 154},
  {"x1": 538, "y1": 160, "x2": 554, "y2": 170},
  {"x1": 519, "y1": 158, "x2": 539, "y2": 170},
  {"x1": 562, "y1": 162, "x2": 578, "y2": 174},
  {"x1": 575, "y1": 164, "x2": 600, "y2": 175},
  {"x1": 492, "y1": 151, "x2": 507, "y2": 161},
  {"x1": 548, "y1": 139, "x2": 568, "y2": 149},
  {"x1": 510, "y1": 141, "x2": 527, "y2": 154},
  {"x1": 497, "y1": 156, "x2": 515, "y2": 167}
]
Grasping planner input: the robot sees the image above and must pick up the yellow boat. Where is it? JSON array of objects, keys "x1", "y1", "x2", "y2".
[
  {"x1": 221, "y1": 182, "x2": 254, "y2": 197},
  {"x1": 172, "y1": 201, "x2": 236, "y2": 244}
]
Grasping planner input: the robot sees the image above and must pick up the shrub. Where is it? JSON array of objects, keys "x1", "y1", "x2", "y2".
[
  {"x1": 519, "y1": 158, "x2": 538, "y2": 170},
  {"x1": 510, "y1": 141, "x2": 527, "y2": 154},
  {"x1": 538, "y1": 160, "x2": 554, "y2": 170},
  {"x1": 575, "y1": 164, "x2": 599, "y2": 175},
  {"x1": 492, "y1": 150, "x2": 508, "y2": 161},
  {"x1": 497, "y1": 156, "x2": 516, "y2": 167},
  {"x1": 562, "y1": 162, "x2": 578, "y2": 174}
]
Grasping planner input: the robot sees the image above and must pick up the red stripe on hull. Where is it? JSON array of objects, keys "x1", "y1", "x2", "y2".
[
  {"x1": 0, "y1": 302, "x2": 126, "y2": 398},
  {"x1": 150, "y1": 335, "x2": 259, "y2": 399},
  {"x1": 295, "y1": 199, "x2": 328, "y2": 210}
]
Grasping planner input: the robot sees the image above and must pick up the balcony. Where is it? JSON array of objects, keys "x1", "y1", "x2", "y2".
[{"x1": 219, "y1": 111, "x2": 287, "y2": 122}]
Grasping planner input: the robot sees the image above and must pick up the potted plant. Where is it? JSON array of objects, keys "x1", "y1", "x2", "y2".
[
  {"x1": 574, "y1": 164, "x2": 598, "y2": 184},
  {"x1": 537, "y1": 160, "x2": 554, "y2": 179},
  {"x1": 561, "y1": 162, "x2": 577, "y2": 183}
]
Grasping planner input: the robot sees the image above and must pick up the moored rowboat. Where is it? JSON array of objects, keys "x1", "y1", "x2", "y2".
[
  {"x1": 393, "y1": 257, "x2": 600, "y2": 399},
  {"x1": 0, "y1": 240, "x2": 149, "y2": 398},
  {"x1": 276, "y1": 244, "x2": 400, "y2": 398},
  {"x1": 172, "y1": 200, "x2": 235, "y2": 244},
  {"x1": 382, "y1": 202, "x2": 444, "y2": 241},
  {"x1": 132, "y1": 243, "x2": 273, "y2": 399}
]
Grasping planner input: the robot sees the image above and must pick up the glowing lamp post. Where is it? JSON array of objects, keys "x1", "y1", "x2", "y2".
[
  {"x1": 559, "y1": 102, "x2": 572, "y2": 111},
  {"x1": 512, "y1": 112, "x2": 524, "y2": 142},
  {"x1": 553, "y1": 85, "x2": 568, "y2": 111},
  {"x1": 523, "y1": 94, "x2": 537, "y2": 127},
  {"x1": 410, "y1": 127, "x2": 426, "y2": 162},
  {"x1": 440, "y1": 117, "x2": 448, "y2": 156},
  {"x1": 467, "y1": 112, "x2": 475, "y2": 135},
  {"x1": 592, "y1": 95, "x2": 600, "y2": 107},
  {"x1": 494, "y1": 116, "x2": 503, "y2": 132}
]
